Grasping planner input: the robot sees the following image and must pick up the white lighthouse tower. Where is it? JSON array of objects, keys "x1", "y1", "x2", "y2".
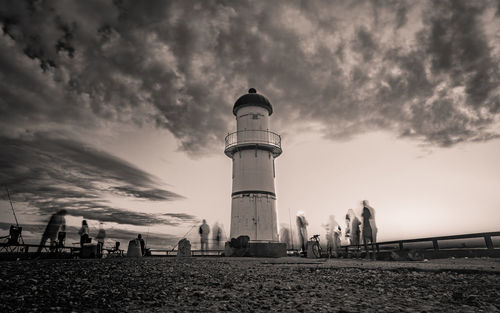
[{"x1": 224, "y1": 88, "x2": 284, "y2": 256}]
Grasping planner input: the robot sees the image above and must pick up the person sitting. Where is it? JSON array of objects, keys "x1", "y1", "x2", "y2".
[{"x1": 0, "y1": 225, "x2": 22, "y2": 245}]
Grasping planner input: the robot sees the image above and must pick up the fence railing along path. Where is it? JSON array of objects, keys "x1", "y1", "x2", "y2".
[{"x1": 341, "y1": 231, "x2": 500, "y2": 258}]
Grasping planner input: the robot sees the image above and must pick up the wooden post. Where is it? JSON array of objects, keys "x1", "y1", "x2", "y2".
[
  {"x1": 484, "y1": 235, "x2": 494, "y2": 250},
  {"x1": 399, "y1": 241, "x2": 404, "y2": 250}
]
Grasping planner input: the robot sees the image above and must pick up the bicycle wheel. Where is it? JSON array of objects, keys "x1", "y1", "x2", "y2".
[{"x1": 311, "y1": 242, "x2": 321, "y2": 258}]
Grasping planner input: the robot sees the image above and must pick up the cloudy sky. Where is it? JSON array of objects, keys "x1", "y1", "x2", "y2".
[{"x1": 1, "y1": 0, "x2": 499, "y2": 249}]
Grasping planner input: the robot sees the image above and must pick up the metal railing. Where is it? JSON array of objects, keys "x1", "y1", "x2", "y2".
[
  {"x1": 224, "y1": 130, "x2": 281, "y2": 152},
  {"x1": 341, "y1": 231, "x2": 500, "y2": 258}
]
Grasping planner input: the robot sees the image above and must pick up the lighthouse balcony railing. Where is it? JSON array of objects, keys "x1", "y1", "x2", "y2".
[{"x1": 224, "y1": 130, "x2": 281, "y2": 156}]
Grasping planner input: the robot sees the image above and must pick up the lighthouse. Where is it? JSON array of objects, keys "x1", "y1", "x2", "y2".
[{"x1": 224, "y1": 88, "x2": 285, "y2": 256}]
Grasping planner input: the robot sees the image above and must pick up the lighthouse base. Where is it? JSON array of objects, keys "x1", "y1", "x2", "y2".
[
  {"x1": 248, "y1": 242, "x2": 286, "y2": 258},
  {"x1": 230, "y1": 193, "x2": 279, "y2": 241},
  {"x1": 224, "y1": 241, "x2": 286, "y2": 258}
]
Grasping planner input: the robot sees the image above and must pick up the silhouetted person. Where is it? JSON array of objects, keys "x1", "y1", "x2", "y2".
[
  {"x1": 296, "y1": 211, "x2": 308, "y2": 255},
  {"x1": 199, "y1": 219, "x2": 210, "y2": 254},
  {"x1": 345, "y1": 214, "x2": 351, "y2": 241},
  {"x1": 96, "y1": 223, "x2": 106, "y2": 255},
  {"x1": 346, "y1": 209, "x2": 361, "y2": 258},
  {"x1": 280, "y1": 226, "x2": 291, "y2": 249},
  {"x1": 38, "y1": 209, "x2": 67, "y2": 252},
  {"x1": 212, "y1": 222, "x2": 222, "y2": 250},
  {"x1": 326, "y1": 227, "x2": 334, "y2": 257},
  {"x1": 136, "y1": 234, "x2": 145, "y2": 256},
  {"x1": 325, "y1": 215, "x2": 342, "y2": 258},
  {"x1": 361, "y1": 200, "x2": 377, "y2": 259},
  {"x1": 325, "y1": 215, "x2": 337, "y2": 257},
  {"x1": 333, "y1": 225, "x2": 342, "y2": 257},
  {"x1": 79, "y1": 220, "x2": 89, "y2": 247}
]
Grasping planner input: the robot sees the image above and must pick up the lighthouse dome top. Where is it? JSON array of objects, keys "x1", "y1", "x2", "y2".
[{"x1": 233, "y1": 88, "x2": 273, "y2": 116}]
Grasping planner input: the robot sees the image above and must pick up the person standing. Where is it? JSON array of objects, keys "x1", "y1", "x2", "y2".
[
  {"x1": 199, "y1": 219, "x2": 210, "y2": 254},
  {"x1": 296, "y1": 211, "x2": 308, "y2": 255},
  {"x1": 326, "y1": 227, "x2": 334, "y2": 258},
  {"x1": 346, "y1": 209, "x2": 361, "y2": 258},
  {"x1": 38, "y1": 209, "x2": 67, "y2": 252},
  {"x1": 361, "y1": 200, "x2": 377, "y2": 259},
  {"x1": 333, "y1": 225, "x2": 342, "y2": 257},
  {"x1": 137, "y1": 234, "x2": 145, "y2": 256},
  {"x1": 95, "y1": 223, "x2": 106, "y2": 256},
  {"x1": 325, "y1": 215, "x2": 338, "y2": 258},
  {"x1": 345, "y1": 214, "x2": 351, "y2": 242},
  {"x1": 280, "y1": 226, "x2": 291, "y2": 250},
  {"x1": 212, "y1": 222, "x2": 223, "y2": 250},
  {"x1": 78, "y1": 220, "x2": 89, "y2": 247}
]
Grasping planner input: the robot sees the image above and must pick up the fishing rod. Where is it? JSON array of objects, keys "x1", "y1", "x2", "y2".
[
  {"x1": 5, "y1": 187, "x2": 20, "y2": 227},
  {"x1": 145, "y1": 226, "x2": 150, "y2": 247},
  {"x1": 170, "y1": 224, "x2": 197, "y2": 251},
  {"x1": 5, "y1": 186, "x2": 24, "y2": 244}
]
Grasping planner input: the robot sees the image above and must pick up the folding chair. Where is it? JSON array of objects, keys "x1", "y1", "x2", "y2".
[{"x1": 0, "y1": 225, "x2": 23, "y2": 252}]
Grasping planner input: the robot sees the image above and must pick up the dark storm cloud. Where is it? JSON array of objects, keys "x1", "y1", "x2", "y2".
[
  {"x1": 34, "y1": 201, "x2": 192, "y2": 227},
  {"x1": 395, "y1": 3, "x2": 409, "y2": 29},
  {"x1": 0, "y1": 133, "x2": 185, "y2": 226},
  {"x1": 163, "y1": 213, "x2": 199, "y2": 224},
  {"x1": 111, "y1": 186, "x2": 181, "y2": 202},
  {"x1": 0, "y1": 0, "x2": 499, "y2": 154},
  {"x1": 423, "y1": 1, "x2": 498, "y2": 108},
  {"x1": 401, "y1": 0, "x2": 500, "y2": 145},
  {"x1": 354, "y1": 26, "x2": 378, "y2": 62},
  {"x1": 36, "y1": 203, "x2": 167, "y2": 226}
]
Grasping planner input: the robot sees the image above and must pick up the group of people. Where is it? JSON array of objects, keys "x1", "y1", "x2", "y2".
[
  {"x1": 37, "y1": 210, "x2": 149, "y2": 256},
  {"x1": 294, "y1": 200, "x2": 378, "y2": 258},
  {"x1": 38, "y1": 202, "x2": 377, "y2": 258},
  {"x1": 344, "y1": 200, "x2": 378, "y2": 258},
  {"x1": 37, "y1": 209, "x2": 107, "y2": 254},
  {"x1": 78, "y1": 220, "x2": 108, "y2": 254},
  {"x1": 198, "y1": 219, "x2": 224, "y2": 253}
]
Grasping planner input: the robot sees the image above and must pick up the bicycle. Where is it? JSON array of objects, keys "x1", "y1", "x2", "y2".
[{"x1": 309, "y1": 234, "x2": 321, "y2": 258}]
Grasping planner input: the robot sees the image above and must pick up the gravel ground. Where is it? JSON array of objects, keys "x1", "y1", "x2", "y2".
[{"x1": 0, "y1": 257, "x2": 499, "y2": 312}]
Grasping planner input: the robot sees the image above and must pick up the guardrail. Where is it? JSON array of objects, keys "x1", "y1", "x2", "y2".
[
  {"x1": 224, "y1": 130, "x2": 282, "y2": 156},
  {"x1": 341, "y1": 231, "x2": 500, "y2": 258},
  {"x1": 0, "y1": 243, "x2": 82, "y2": 260}
]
